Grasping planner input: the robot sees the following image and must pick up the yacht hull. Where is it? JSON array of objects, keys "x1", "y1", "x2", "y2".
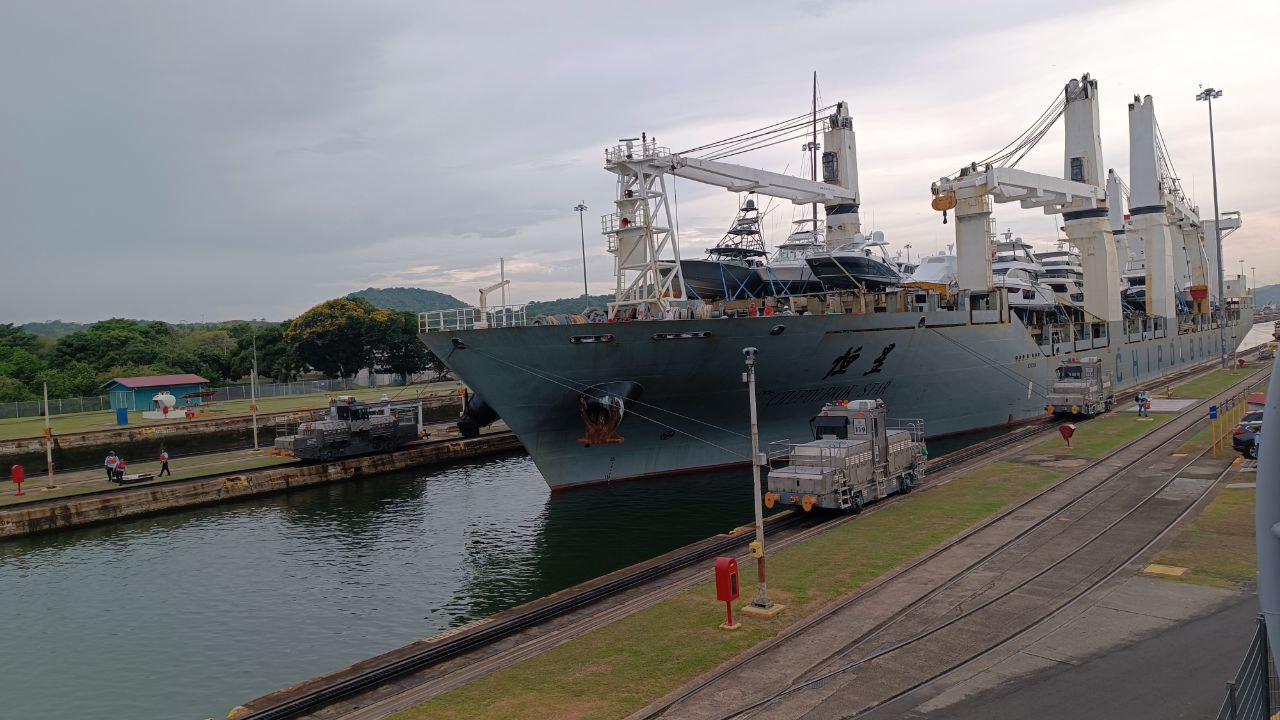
[{"x1": 807, "y1": 255, "x2": 901, "y2": 290}]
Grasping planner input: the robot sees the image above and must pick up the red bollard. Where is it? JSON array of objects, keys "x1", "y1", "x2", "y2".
[
  {"x1": 11, "y1": 464, "x2": 25, "y2": 497},
  {"x1": 1059, "y1": 423, "x2": 1076, "y2": 449}
]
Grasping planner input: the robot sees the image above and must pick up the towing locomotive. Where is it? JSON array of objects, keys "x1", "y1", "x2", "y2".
[{"x1": 274, "y1": 396, "x2": 422, "y2": 461}]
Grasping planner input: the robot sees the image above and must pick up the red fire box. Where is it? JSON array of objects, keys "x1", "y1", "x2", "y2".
[{"x1": 715, "y1": 556, "x2": 740, "y2": 601}]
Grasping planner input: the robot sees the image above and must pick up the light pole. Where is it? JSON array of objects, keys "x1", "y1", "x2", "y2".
[
  {"x1": 574, "y1": 203, "x2": 589, "y2": 297},
  {"x1": 1196, "y1": 86, "x2": 1227, "y2": 367},
  {"x1": 742, "y1": 347, "x2": 780, "y2": 616}
]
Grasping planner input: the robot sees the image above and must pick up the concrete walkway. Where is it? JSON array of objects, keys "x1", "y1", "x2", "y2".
[
  {"x1": 862, "y1": 575, "x2": 1250, "y2": 719},
  {"x1": 866, "y1": 582, "x2": 1254, "y2": 720}
]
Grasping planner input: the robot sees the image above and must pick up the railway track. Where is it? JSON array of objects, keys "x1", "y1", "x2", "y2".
[
  {"x1": 634, "y1": 367, "x2": 1268, "y2": 720},
  {"x1": 236, "y1": 348, "x2": 1264, "y2": 720}
]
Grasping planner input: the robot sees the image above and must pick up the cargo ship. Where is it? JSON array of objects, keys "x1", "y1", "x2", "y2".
[{"x1": 419, "y1": 75, "x2": 1250, "y2": 489}]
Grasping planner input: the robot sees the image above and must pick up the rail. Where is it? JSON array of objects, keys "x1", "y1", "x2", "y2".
[{"x1": 419, "y1": 304, "x2": 528, "y2": 333}]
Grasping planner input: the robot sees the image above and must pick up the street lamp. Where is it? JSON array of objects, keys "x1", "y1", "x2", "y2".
[
  {"x1": 1196, "y1": 86, "x2": 1227, "y2": 368},
  {"x1": 573, "y1": 203, "x2": 589, "y2": 297}
]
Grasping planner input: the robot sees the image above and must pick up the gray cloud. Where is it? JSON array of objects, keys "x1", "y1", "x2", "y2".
[{"x1": 1, "y1": 0, "x2": 1276, "y2": 323}]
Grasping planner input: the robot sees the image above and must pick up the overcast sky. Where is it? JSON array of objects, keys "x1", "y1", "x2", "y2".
[{"x1": 2, "y1": 0, "x2": 1276, "y2": 324}]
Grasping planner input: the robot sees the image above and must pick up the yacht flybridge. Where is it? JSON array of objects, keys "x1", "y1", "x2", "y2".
[{"x1": 419, "y1": 75, "x2": 1250, "y2": 490}]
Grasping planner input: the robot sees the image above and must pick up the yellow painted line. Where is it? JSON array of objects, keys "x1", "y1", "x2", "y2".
[{"x1": 1142, "y1": 563, "x2": 1189, "y2": 577}]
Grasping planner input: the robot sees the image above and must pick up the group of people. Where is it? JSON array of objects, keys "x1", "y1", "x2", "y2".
[{"x1": 103, "y1": 449, "x2": 170, "y2": 483}]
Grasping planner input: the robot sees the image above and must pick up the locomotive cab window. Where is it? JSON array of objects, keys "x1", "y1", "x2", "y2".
[{"x1": 1057, "y1": 365, "x2": 1083, "y2": 380}]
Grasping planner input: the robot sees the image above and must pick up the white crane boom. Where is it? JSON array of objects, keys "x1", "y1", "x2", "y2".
[{"x1": 669, "y1": 156, "x2": 857, "y2": 205}]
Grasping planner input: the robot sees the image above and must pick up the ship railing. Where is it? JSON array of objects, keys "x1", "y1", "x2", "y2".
[
  {"x1": 601, "y1": 205, "x2": 652, "y2": 235},
  {"x1": 604, "y1": 141, "x2": 670, "y2": 165},
  {"x1": 888, "y1": 419, "x2": 926, "y2": 443},
  {"x1": 419, "y1": 304, "x2": 528, "y2": 333},
  {"x1": 767, "y1": 439, "x2": 794, "y2": 468}
]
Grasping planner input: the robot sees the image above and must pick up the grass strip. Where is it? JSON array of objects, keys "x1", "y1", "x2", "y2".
[
  {"x1": 1030, "y1": 413, "x2": 1172, "y2": 458},
  {"x1": 392, "y1": 461, "x2": 1061, "y2": 720},
  {"x1": 1151, "y1": 479, "x2": 1256, "y2": 589},
  {"x1": 1169, "y1": 366, "x2": 1261, "y2": 400}
]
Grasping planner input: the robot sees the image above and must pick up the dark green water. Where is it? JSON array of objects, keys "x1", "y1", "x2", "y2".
[
  {"x1": 0, "y1": 452, "x2": 775, "y2": 720},
  {"x1": 0, "y1": 424, "x2": 1002, "y2": 720}
]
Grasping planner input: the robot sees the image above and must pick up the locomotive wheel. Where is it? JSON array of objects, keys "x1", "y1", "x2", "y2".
[
  {"x1": 850, "y1": 494, "x2": 862, "y2": 515},
  {"x1": 900, "y1": 474, "x2": 913, "y2": 494}
]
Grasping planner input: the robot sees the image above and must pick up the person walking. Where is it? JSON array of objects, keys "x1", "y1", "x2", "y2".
[
  {"x1": 158, "y1": 449, "x2": 171, "y2": 477},
  {"x1": 1137, "y1": 390, "x2": 1151, "y2": 418},
  {"x1": 104, "y1": 451, "x2": 119, "y2": 482}
]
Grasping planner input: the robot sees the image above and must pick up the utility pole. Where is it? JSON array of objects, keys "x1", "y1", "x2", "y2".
[
  {"x1": 250, "y1": 335, "x2": 260, "y2": 450},
  {"x1": 741, "y1": 347, "x2": 780, "y2": 617},
  {"x1": 1196, "y1": 86, "x2": 1227, "y2": 368},
  {"x1": 43, "y1": 382, "x2": 55, "y2": 489},
  {"x1": 574, "y1": 203, "x2": 589, "y2": 297}
]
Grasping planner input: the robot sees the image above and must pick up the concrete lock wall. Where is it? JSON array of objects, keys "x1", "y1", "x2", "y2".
[{"x1": 0, "y1": 433, "x2": 521, "y2": 539}]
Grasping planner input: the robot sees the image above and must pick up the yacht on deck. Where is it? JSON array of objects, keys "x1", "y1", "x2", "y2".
[
  {"x1": 757, "y1": 218, "x2": 825, "y2": 296},
  {"x1": 1035, "y1": 243, "x2": 1085, "y2": 308},
  {"x1": 992, "y1": 230, "x2": 1058, "y2": 312},
  {"x1": 806, "y1": 230, "x2": 902, "y2": 290}
]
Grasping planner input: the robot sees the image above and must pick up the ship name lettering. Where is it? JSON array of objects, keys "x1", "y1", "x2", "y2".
[
  {"x1": 823, "y1": 346, "x2": 863, "y2": 379},
  {"x1": 862, "y1": 344, "x2": 896, "y2": 376}
]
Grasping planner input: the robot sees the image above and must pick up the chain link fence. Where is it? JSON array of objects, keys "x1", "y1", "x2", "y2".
[{"x1": 0, "y1": 372, "x2": 442, "y2": 421}]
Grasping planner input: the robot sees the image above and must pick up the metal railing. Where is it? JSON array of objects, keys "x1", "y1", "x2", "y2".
[
  {"x1": 1216, "y1": 616, "x2": 1276, "y2": 720},
  {"x1": 604, "y1": 141, "x2": 669, "y2": 165},
  {"x1": 420, "y1": 304, "x2": 528, "y2": 333}
]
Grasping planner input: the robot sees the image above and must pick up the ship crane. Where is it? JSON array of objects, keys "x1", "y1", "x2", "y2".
[
  {"x1": 930, "y1": 74, "x2": 1121, "y2": 325},
  {"x1": 601, "y1": 103, "x2": 863, "y2": 318},
  {"x1": 1127, "y1": 94, "x2": 1242, "y2": 327}
]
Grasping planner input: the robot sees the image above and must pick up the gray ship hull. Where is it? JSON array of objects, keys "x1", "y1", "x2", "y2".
[{"x1": 421, "y1": 308, "x2": 1250, "y2": 489}]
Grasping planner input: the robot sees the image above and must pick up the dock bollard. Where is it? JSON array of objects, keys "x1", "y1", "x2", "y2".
[{"x1": 1059, "y1": 424, "x2": 1076, "y2": 449}]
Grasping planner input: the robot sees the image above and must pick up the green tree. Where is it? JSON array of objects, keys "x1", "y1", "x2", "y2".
[
  {"x1": 52, "y1": 319, "x2": 173, "y2": 371},
  {"x1": 0, "y1": 348, "x2": 48, "y2": 386},
  {"x1": 0, "y1": 377, "x2": 33, "y2": 402},
  {"x1": 0, "y1": 324, "x2": 40, "y2": 353},
  {"x1": 369, "y1": 310, "x2": 432, "y2": 383},
  {"x1": 285, "y1": 298, "x2": 377, "y2": 378},
  {"x1": 39, "y1": 362, "x2": 100, "y2": 398}
]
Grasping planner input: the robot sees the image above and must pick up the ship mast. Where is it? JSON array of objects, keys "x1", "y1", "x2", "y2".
[{"x1": 811, "y1": 71, "x2": 818, "y2": 226}]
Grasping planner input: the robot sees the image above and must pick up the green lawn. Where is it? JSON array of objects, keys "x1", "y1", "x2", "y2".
[
  {"x1": 1153, "y1": 482, "x2": 1256, "y2": 589},
  {"x1": 0, "y1": 381, "x2": 461, "y2": 441},
  {"x1": 1030, "y1": 413, "x2": 1172, "y2": 458},
  {"x1": 392, "y1": 461, "x2": 1062, "y2": 720},
  {"x1": 1170, "y1": 366, "x2": 1261, "y2": 399}
]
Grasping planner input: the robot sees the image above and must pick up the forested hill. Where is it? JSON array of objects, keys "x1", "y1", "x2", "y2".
[
  {"x1": 21, "y1": 320, "x2": 87, "y2": 338},
  {"x1": 349, "y1": 287, "x2": 613, "y2": 317},
  {"x1": 346, "y1": 287, "x2": 467, "y2": 313},
  {"x1": 1253, "y1": 284, "x2": 1280, "y2": 308},
  {"x1": 525, "y1": 294, "x2": 613, "y2": 316}
]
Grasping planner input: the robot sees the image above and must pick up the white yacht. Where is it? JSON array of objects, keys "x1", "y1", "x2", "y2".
[
  {"x1": 903, "y1": 247, "x2": 957, "y2": 295},
  {"x1": 1035, "y1": 243, "x2": 1085, "y2": 308},
  {"x1": 757, "y1": 218, "x2": 825, "y2": 295},
  {"x1": 992, "y1": 230, "x2": 1058, "y2": 311},
  {"x1": 806, "y1": 230, "x2": 903, "y2": 291}
]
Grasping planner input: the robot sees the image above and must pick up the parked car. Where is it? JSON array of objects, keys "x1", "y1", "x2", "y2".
[{"x1": 1232, "y1": 410, "x2": 1264, "y2": 459}]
